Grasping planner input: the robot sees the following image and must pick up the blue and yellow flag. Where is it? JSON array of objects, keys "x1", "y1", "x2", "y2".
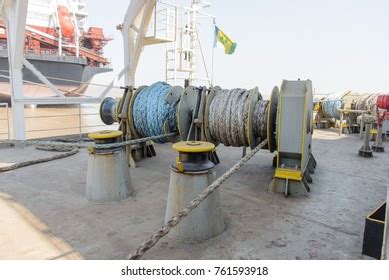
[{"x1": 214, "y1": 25, "x2": 237, "y2": 55}]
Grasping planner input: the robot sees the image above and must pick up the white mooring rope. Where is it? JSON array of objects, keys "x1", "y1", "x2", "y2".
[
  {"x1": 209, "y1": 88, "x2": 251, "y2": 147},
  {"x1": 209, "y1": 88, "x2": 269, "y2": 147}
]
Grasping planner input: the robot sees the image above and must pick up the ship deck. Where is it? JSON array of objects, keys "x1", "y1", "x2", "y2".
[{"x1": 0, "y1": 129, "x2": 387, "y2": 260}]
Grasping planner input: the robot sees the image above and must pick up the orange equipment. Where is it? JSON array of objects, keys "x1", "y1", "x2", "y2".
[{"x1": 57, "y1": 5, "x2": 75, "y2": 39}]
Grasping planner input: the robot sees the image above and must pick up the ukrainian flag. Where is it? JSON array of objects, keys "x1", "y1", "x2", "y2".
[{"x1": 214, "y1": 25, "x2": 237, "y2": 55}]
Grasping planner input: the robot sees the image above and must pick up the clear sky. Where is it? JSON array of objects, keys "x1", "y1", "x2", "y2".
[{"x1": 86, "y1": 0, "x2": 389, "y2": 96}]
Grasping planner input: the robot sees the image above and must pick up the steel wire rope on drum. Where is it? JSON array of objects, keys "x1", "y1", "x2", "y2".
[
  {"x1": 208, "y1": 88, "x2": 251, "y2": 147},
  {"x1": 132, "y1": 82, "x2": 180, "y2": 143}
]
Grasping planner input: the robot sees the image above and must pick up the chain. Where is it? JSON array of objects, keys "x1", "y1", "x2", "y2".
[{"x1": 127, "y1": 140, "x2": 267, "y2": 260}]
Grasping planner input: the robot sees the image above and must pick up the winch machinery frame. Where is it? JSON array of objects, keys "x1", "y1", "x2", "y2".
[{"x1": 100, "y1": 78, "x2": 317, "y2": 196}]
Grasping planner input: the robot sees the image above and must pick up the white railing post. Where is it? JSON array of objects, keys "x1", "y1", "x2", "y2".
[{"x1": 3, "y1": 0, "x2": 29, "y2": 140}]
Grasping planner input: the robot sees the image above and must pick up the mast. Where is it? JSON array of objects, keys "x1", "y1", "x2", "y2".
[{"x1": 165, "y1": 0, "x2": 214, "y2": 87}]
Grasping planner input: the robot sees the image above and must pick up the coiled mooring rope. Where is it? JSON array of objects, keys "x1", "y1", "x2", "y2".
[
  {"x1": 0, "y1": 145, "x2": 78, "y2": 173},
  {"x1": 132, "y1": 82, "x2": 179, "y2": 143},
  {"x1": 321, "y1": 93, "x2": 343, "y2": 119},
  {"x1": 252, "y1": 100, "x2": 269, "y2": 143},
  {"x1": 356, "y1": 93, "x2": 378, "y2": 112},
  {"x1": 209, "y1": 88, "x2": 251, "y2": 147},
  {"x1": 208, "y1": 88, "x2": 269, "y2": 148}
]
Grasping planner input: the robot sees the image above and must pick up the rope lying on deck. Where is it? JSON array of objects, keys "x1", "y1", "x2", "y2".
[
  {"x1": 0, "y1": 133, "x2": 176, "y2": 150},
  {"x1": 0, "y1": 145, "x2": 79, "y2": 173},
  {"x1": 132, "y1": 82, "x2": 180, "y2": 143},
  {"x1": 0, "y1": 132, "x2": 177, "y2": 172},
  {"x1": 127, "y1": 140, "x2": 267, "y2": 260}
]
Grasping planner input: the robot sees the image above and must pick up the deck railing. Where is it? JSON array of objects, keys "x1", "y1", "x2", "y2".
[{"x1": 23, "y1": 104, "x2": 118, "y2": 140}]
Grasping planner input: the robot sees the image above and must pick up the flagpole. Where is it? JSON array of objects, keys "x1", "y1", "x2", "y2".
[{"x1": 211, "y1": 19, "x2": 216, "y2": 87}]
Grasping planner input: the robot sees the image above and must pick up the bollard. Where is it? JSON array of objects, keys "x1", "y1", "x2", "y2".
[
  {"x1": 86, "y1": 130, "x2": 134, "y2": 203},
  {"x1": 165, "y1": 141, "x2": 225, "y2": 243},
  {"x1": 359, "y1": 116, "x2": 375, "y2": 157},
  {"x1": 372, "y1": 124, "x2": 385, "y2": 152},
  {"x1": 373, "y1": 109, "x2": 386, "y2": 153}
]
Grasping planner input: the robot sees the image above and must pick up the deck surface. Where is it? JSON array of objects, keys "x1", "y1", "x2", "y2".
[{"x1": 0, "y1": 129, "x2": 387, "y2": 260}]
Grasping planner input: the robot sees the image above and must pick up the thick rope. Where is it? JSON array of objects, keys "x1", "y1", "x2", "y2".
[
  {"x1": 209, "y1": 88, "x2": 250, "y2": 147},
  {"x1": 0, "y1": 145, "x2": 78, "y2": 173},
  {"x1": 0, "y1": 133, "x2": 176, "y2": 150},
  {"x1": 252, "y1": 100, "x2": 269, "y2": 142},
  {"x1": 356, "y1": 93, "x2": 379, "y2": 112},
  {"x1": 127, "y1": 140, "x2": 267, "y2": 260},
  {"x1": 132, "y1": 82, "x2": 179, "y2": 143},
  {"x1": 321, "y1": 93, "x2": 343, "y2": 119}
]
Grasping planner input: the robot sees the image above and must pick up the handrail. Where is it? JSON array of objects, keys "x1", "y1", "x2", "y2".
[{"x1": 23, "y1": 104, "x2": 118, "y2": 139}]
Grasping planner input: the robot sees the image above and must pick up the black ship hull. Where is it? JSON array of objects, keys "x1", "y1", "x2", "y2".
[{"x1": 0, "y1": 51, "x2": 112, "y2": 103}]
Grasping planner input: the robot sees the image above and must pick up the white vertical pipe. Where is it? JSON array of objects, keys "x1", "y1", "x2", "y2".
[{"x1": 4, "y1": 0, "x2": 29, "y2": 140}]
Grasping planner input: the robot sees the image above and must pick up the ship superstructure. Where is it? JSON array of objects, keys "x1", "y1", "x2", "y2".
[{"x1": 0, "y1": 0, "x2": 111, "y2": 101}]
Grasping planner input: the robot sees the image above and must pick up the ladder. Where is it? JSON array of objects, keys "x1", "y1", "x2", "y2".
[{"x1": 165, "y1": 1, "x2": 212, "y2": 87}]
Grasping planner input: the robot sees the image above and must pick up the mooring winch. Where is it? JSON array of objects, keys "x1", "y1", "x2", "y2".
[
  {"x1": 268, "y1": 80, "x2": 316, "y2": 197},
  {"x1": 99, "y1": 79, "x2": 316, "y2": 197},
  {"x1": 100, "y1": 82, "x2": 183, "y2": 165}
]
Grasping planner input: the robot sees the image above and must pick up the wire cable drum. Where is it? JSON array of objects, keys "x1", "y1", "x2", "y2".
[
  {"x1": 132, "y1": 82, "x2": 181, "y2": 143},
  {"x1": 321, "y1": 93, "x2": 343, "y2": 119}
]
